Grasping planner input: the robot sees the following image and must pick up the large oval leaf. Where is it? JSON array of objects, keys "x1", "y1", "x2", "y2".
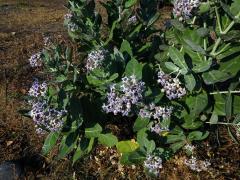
[
  {"x1": 168, "y1": 47, "x2": 188, "y2": 74},
  {"x1": 186, "y1": 92, "x2": 208, "y2": 117},
  {"x1": 98, "y1": 133, "x2": 118, "y2": 147},
  {"x1": 42, "y1": 132, "x2": 60, "y2": 155},
  {"x1": 85, "y1": 123, "x2": 102, "y2": 138},
  {"x1": 125, "y1": 58, "x2": 142, "y2": 79},
  {"x1": 116, "y1": 140, "x2": 139, "y2": 153}
]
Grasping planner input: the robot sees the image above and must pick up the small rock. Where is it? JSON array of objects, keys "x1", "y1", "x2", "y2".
[{"x1": 6, "y1": 141, "x2": 13, "y2": 146}]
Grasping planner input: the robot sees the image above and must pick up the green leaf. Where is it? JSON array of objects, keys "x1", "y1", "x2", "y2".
[
  {"x1": 202, "y1": 70, "x2": 230, "y2": 85},
  {"x1": 197, "y1": 27, "x2": 209, "y2": 37},
  {"x1": 120, "y1": 153, "x2": 133, "y2": 165},
  {"x1": 120, "y1": 150, "x2": 146, "y2": 165},
  {"x1": 225, "y1": 92, "x2": 233, "y2": 118},
  {"x1": 128, "y1": 150, "x2": 146, "y2": 164},
  {"x1": 183, "y1": 38, "x2": 205, "y2": 54},
  {"x1": 65, "y1": 47, "x2": 72, "y2": 62},
  {"x1": 128, "y1": 24, "x2": 143, "y2": 39},
  {"x1": 165, "y1": 62, "x2": 180, "y2": 72},
  {"x1": 214, "y1": 94, "x2": 226, "y2": 116},
  {"x1": 120, "y1": 40, "x2": 133, "y2": 57},
  {"x1": 192, "y1": 60, "x2": 212, "y2": 73},
  {"x1": 187, "y1": 131, "x2": 209, "y2": 141},
  {"x1": 170, "y1": 19, "x2": 185, "y2": 31},
  {"x1": 184, "y1": 74, "x2": 196, "y2": 92},
  {"x1": 186, "y1": 92, "x2": 208, "y2": 117},
  {"x1": 125, "y1": 58, "x2": 142, "y2": 79},
  {"x1": 56, "y1": 74, "x2": 67, "y2": 83},
  {"x1": 166, "y1": 134, "x2": 186, "y2": 144},
  {"x1": 98, "y1": 133, "x2": 118, "y2": 147},
  {"x1": 72, "y1": 138, "x2": 93, "y2": 165},
  {"x1": 18, "y1": 109, "x2": 31, "y2": 118},
  {"x1": 57, "y1": 132, "x2": 77, "y2": 159},
  {"x1": 133, "y1": 117, "x2": 150, "y2": 132},
  {"x1": 42, "y1": 132, "x2": 60, "y2": 155},
  {"x1": 137, "y1": 129, "x2": 155, "y2": 154},
  {"x1": 124, "y1": 0, "x2": 137, "y2": 8},
  {"x1": 219, "y1": 55, "x2": 240, "y2": 78},
  {"x1": 104, "y1": 20, "x2": 118, "y2": 45},
  {"x1": 210, "y1": 112, "x2": 218, "y2": 124},
  {"x1": 168, "y1": 47, "x2": 188, "y2": 74},
  {"x1": 233, "y1": 95, "x2": 240, "y2": 114},
  {"x1": 116, "y1": 140, "x2": 139, "y2": 153},
  {"x1": 170, "y1": 141, "x2": 185, "y2": 153},
  {"x1": 147, "y1": 12, "x2": 160, "y2": 27},
  {"x1": 199, "y1": 2, "x2": 210, "y2": 14},
  {"x1": 216, "y1": 46, "x2": 240, "y2": 60},
  {"x1": 64, "y1": 82, "x2": 76, "y2": 91},
  {"x1": 182, "y1": 121, "x2": 203, "y2": 129},
  {"x1": 203, "y1": 55, "x2": 240, "y2": 84},
  {"x1": 85, "y1": 123, "x2": 102, "y2": 138},
  {"x1": 230, "y1": 0, "x2": 240, "y2": 17}
]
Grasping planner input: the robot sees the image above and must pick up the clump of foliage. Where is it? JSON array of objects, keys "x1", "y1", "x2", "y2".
[{"x1": 24, "y1": 0, "x2": 240, "y2": 177}]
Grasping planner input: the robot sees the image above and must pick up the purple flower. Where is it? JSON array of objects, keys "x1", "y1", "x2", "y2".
[
  {"x1": 28, "y1": 79, "x2": 47, "y2": 98},
  {"x1": 86, "y1": 49, "x2": 107, "y2": 72},
  {"x1": 157, "y1": 70, "x2": 186, "y2": 100},
  {"x1": 144, "y1": 154, "x2": 162, "y2": 176},
  {"x1": 30, "y1": 100, "x2": 66, "y2": 134},
  {"x1": 128, "y1": 15, "x2": 137, "y2": 24},
  {"x1": 139, "y1": 103, "x2": 173, "y2": 120},
  {"x1": 173, "y1": 0, "x2": 200, "y2": 19},
  {"x1": 64, "y1": 13, "x2": 73, "y2": 20},
  {"x1": 184, "y1": 156, "x2": 211, "y2": 172},
  {"x1": 102, "y1": 75, "x2": 145, "y2": 116},
  {"x1": 150, "y1": 123, "x2": 169, "y2": 134},
  {"x1": 29, "y1": 52, "x2": 42, "y2": 67}
]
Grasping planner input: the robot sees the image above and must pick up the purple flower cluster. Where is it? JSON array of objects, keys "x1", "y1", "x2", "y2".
[
  {"x1": 29, "y1": 52, "x2": 42, "y2": 67},
  {"x1": 139, "y1": 103, "x2": 173, "y2": 120},
  {"x1": 184, "y1": 156, "x2": 211, "y2": 172},
  {"x1": 28, "y1": 79, "x2": 66, "y2": 134},
  {"x1": 128, "y1": 15, "x2": 137, "y2": 24},
  {"x1": 157, "y1": 71, "x2": 186, "y2": 100},
  {"x1": 64, "y1": 13, "x2": 73, "y2": 20},
  {"x1": 68, "y1": 22, "x2": 79, "y2": 32},
  {"x1": 86, "y1": 49, "x2": 107, "y2": 72},
  {"x1": 64, "y1": 13, "x2": 79, "y2": 32},
  {"x1": 173, "y1": 0, "x2": 200, "y2": 19},
  {"x1": 28, "y1": 79, "x2": 47, "y2": 98},
  {"x1": 102, "y1": 75, "x2": 145, "y2": 116},
  {"x1": 144, "y1": 154, "x2": 162, "y2": 176},
  {"x1": 30, "y1": 100, "x2": 66, "y2": 134},
  {"x1": 184, "y1": 143, "x2": 195, "y2": 153},
  {"x1": 150, "y1": 123, "x2": 169, "y2": 134}
]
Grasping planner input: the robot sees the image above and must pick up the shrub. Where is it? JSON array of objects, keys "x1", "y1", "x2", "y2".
[{"x1": 24, "y1": 0, "x2": 240, "y2": 177}]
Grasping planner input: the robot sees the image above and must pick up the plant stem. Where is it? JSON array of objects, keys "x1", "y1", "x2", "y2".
[
  {"x1": 210, "y1": 90, "x2": 240, "y2": 95},
  {"x1": 205, "y1": 122, "x2": 235, "y2": 125},
  {"x1": 214, "y1": 43, "x2": 230, "y2": 56},
  {"x1": 215, "y1": 7, "x2": 222, "y2": 33},
  {"x1": 210, "y1": 9, "x2": 239, "y2": 57},
  {"x1": 210, "y1": 37, "x2": 221, "y2": 56},
  {"x1": 222, "y1": 12, "x2": 240, "y2": 35},
  {"x1": 203, "y1": 22, "x2": 207, "y2": 61},
  {"x1": 191, "y1": 16, "x2": 197, "y2": 25}
]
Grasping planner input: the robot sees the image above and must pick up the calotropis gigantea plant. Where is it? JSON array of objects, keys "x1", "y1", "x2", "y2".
[{"x1": 24, "y1": 0, "x2": 240, "y2": 177}]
